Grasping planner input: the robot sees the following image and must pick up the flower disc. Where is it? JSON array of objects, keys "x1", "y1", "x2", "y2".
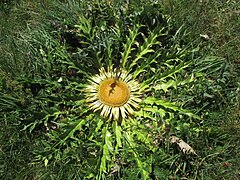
[{"x1": 98, "y1": 78, "x2": 130, "y2": 107}]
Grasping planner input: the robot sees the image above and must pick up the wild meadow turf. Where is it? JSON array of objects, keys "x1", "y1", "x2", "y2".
[{"x1": 0, "y1": 0, "x2": 239, "y2": 179}]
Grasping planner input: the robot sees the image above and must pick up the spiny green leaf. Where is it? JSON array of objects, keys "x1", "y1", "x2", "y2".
[
  {"x1": 98, "y1": 126, "x2": 113, "y2": 178},
  {"x1": 158, "y1": 60, "x2": 192, "y2": 81},
  {"x1": 104, "y1": 130, "x2": 113, "y2": 153},
  {"x1": 121, "y1": 25, "x2": 141, "y2": 68},
  {"x1": 135, "y1": 109, "x2": 155, "y2": 119},
  {"x1": 114, "y1": 121, "x2": 122, "y2": 149},
  {"x1": 123, "y1": 130, "x2": 150, "y2": 179},
  {"x1": 58, "y1": 119, "x2": 86, "y2": 145},
  {"x1": 153, "y1": 79, "x2": 177, "y2": 92},
  {"x1": 128, "y1": 31, "x2": 159, "y2": 71},
  {"x1": 142, "y1": 105, "x2": 166, "y2": 118},
  {"x1": 75, "y1": 16, "x2": 92, "y2": 35},
  {"x1": 143, "y1": 97, "x2": 200, "y2": 119}
]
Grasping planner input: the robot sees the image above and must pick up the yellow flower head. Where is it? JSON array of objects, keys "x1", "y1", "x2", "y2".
[{"x1": 85, "y1": 66, "x2": 142, "y2": 120}]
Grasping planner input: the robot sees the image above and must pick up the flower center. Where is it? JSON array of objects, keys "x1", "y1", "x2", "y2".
[{"x1": 98, "y1": 78, "x2": 130, "y2": 107}]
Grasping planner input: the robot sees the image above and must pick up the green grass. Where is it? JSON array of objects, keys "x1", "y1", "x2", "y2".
[
  {"x1": 163, "y1": 0, "x2": 240, "y2": 58},
  {"x1": 0, "y1": 0, "x2": 239, "y2": 179}
]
